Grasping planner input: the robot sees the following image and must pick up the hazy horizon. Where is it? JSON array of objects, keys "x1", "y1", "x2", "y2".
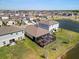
[{"x1": 0, "y1": 0, "x2": 79, "y2": 10}]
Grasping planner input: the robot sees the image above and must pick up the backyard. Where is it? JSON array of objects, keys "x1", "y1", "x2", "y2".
[{"x1": 0, "y1": 28, "x2": 79, "y2": 59}]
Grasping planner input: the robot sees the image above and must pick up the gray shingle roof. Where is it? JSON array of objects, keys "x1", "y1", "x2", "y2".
[
  {"x1": 0, "y1": 26, "x2": 22, "y2": 36},
  {"x1": 25, "y1": 25, "x2": 49, "y2": 37}
]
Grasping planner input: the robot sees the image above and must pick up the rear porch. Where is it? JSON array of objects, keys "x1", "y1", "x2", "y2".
[{"x1": 35, "y1": 33, "x2": 56, "y2": 47}]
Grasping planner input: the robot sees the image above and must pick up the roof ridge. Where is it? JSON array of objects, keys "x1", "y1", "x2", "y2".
[{"x1": 35, "y1": 24, "x2": 39, "y2": 37}]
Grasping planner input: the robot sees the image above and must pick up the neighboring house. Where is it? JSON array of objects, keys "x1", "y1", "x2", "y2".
[
  {"x1": 38, "y1": 20, "x2": 59, "y2": 33},
  {"x1": 1, "y1": 16, "x2": 9, "y2": 20},
  {"x1": 47, "y1": 15, "x2": 52, "y2": 19},
  {"x1": 2, "y1": 19, "x2": 10, "y2": 26},
  {"x1": 0, "y1": 26, "x2": 25, "y2": 47},
  {"x1": 0, "y1": 20, "x2": 3, "y2": 26},
  {"x1": 15, "y1": 13, "x2": 20, "y2": 16},
  {"x1": 1, "y1": 19, "x2": 16, "y2": 26},
  {"x1": 30, "y1": 18, "x2": 34, "y2": 20},
  {"x1": 7, "y1": 20, "x2": 16, "y2": 26},
  {"x1": 22, "y1": 19, "x2": 36, "y2": 25},
  {"x1": 31, "y1": 20, "x2": 37, "y2": 24}
]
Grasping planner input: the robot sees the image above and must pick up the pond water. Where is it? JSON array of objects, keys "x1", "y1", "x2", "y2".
[
  {"x1": 62, "y1": 43, "x2": 79, "y2": 59},
  {"x1": 56, "y1": 20, "x2": 79, "y2": 33}
]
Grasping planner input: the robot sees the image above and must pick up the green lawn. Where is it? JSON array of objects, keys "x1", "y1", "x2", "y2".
[
  {"x1": 44, "y1": 29, "x2": 79, "y2": 59},
  {"x1": 0, "y1": 29, "x2": 79, "y2": 59},
  {"x1": 0, "y1": 41, "x2": 28, "y2": 59},
  {"x1": 0, "y1": 39, "x2": 44, "y2": 59}
]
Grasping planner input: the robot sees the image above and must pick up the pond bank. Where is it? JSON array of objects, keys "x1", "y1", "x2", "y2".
[
  {"x1": 57, "y1": 46, "x2": 73, "y2": 59},
  {"x1": 57, "y1": 42, "x2": 79, "y2": 59}
]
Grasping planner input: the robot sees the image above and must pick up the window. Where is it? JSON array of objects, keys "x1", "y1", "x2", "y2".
[
  {"x1": 18, "y1": 37, "x2": 22, "y2": 40},
  {"x1": 22, "y1": 31, "x2": 24, "y2": 33},
  {"x1": 16, "y1": 32, "x2": 18, "y2": 35},
  {"x1": 3, "y1": 41, "x2": 6, "y2": 45}
]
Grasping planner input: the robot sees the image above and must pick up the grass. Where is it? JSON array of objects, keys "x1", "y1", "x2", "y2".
[
  {"x1": 44, "y1": 29, "x2": 79, "y2": 59},
  {"x1": 0, "y1": 29, "x2": 79, "y2": 59},
  {"x1": 0, "y1": 38, "x2": 44, "y2": 59},
  {"x1": 0, "y1": 41, "x2": 28, "y2": 59}
]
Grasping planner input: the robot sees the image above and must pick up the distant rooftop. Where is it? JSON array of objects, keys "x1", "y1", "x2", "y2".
[{"x1": 39, "y1": 20, "x2": 59, "y2": 26}]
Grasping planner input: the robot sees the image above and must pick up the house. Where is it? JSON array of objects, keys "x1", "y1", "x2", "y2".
[
  {"x1": 7, "y1": 20, "x2": 16, "y2": 26},
  {"x1": 1, "y1": 19, "x2": 17, "y2": 26},
  {"x1": 22, "y1": 18, "x2": 37, "y2": 25},
  {"x1": 0, "y1": 20, "x2": 3, "y2": 26},
  {"x1": 25, "y1": 25, "x2": 49, "y2": 39},
  {"x1": 22, "y1": 19, "x2": 34, "y2": 25},
  {"x1": 25, "y1": 25, "x2": 55, "y2": 47},
  {"x1": 38, "y1": 20, "x2": 59, "y2": 33},
  {"x1": 0, "y1": 26, "x2": 25, "y2": 47},
  {"x1": 1, "y1": 16, "x2": 9, "y2": 20}
]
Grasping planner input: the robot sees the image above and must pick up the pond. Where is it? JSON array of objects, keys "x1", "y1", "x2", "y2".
[
  {"x1": 62, "y1": 43, "x2": 79, "y2": 59},
  {"x1": 56, "y1": 20, "x2": 79, "y2": 33}
]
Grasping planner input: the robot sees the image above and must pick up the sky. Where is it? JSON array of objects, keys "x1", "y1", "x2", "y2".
[{"x1": 0, "y1": 0, "x2": 79, "y2": 10}]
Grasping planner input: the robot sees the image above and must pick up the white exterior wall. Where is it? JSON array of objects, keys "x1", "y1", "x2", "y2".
[
  {"x1": 7, "y1": 21, "x2": 16, "y2": 25},
  {"x1": 0, "y1": 21, "x2": 3, "y2": 26},
  {"x1": 0, "y1": 31, "x2": 25, "y2": 47},
  {"x1": 2, "y1": 17, "x2": 9, "y2": 20},
  {"x1": 31, "y1": 21, "x2": 37, "y2": 24},
  {"x1": 15, "y1": 14, "x2": 19, "y2": 16},
  {"x1": 24, "y1": 20, "x2": 35, "y2": 25},
  {"x1": 49, "y1": 23, "x2": 59, "y2": 32}
]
